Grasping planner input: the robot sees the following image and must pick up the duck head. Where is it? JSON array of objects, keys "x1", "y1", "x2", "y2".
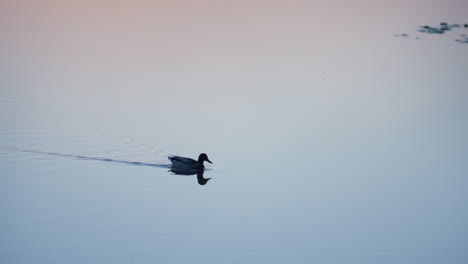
[{"x1": 198, "y1": 153, "x2": 212, "y2": 164}]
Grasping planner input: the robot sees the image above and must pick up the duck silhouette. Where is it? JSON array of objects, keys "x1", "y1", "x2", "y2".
[
  {"x1": 168, "y1": 153, "x2": 213, "y2": 185},
  {"x1": 168, "y1": 153, "x2": 212, "y2": 171}
]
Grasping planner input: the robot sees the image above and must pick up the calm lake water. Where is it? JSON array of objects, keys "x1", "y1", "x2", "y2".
[{"x1": 1, "y1": 1, "x2": 468, "y2": 263}]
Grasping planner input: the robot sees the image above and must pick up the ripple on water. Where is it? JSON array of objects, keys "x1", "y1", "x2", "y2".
[{"x1": 0, "y1": 97, "x2": 174, "y2": 172}]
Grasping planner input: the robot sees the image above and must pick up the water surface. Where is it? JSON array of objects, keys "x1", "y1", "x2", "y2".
[{"x1": 1, "y1": 0, "x2": 468, "y2": 263}]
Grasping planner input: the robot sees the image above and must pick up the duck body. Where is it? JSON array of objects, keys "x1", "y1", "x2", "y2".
[{"x1": 168, "y1": 153, "x2": 212, "y2": 171}]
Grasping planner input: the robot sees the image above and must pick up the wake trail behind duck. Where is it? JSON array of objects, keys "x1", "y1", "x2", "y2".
[
  {"x1": 2, "y1": 147, "x2": 172, "y2": 169},
  {"x1": 0, "y1": 98, "x2": 176, "y2": 165}
]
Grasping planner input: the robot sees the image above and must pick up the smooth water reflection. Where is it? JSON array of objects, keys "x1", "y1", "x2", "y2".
[
  {"x1": 1, "y1": 0, "x2": 468, "y2": 263},
  {"x1": 170, "y1": 170, "x2": 211, "y2": 185}
]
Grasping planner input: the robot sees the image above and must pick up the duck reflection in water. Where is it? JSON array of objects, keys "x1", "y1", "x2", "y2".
[
  {"x1": 169, "y1": 168, "x2": 211, "y2": 185},
  {"x1": 168, "y1": 153, "x2": 213, "y2": 185}
]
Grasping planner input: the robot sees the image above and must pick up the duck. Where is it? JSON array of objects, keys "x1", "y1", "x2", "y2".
[{"x1": 168, "y1": 153, "x2": 212, "y2": 171}]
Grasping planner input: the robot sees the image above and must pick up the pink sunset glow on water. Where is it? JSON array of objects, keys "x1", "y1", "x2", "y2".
[{"x1": 1, "y1": 1, "x2": 468, "y2": 263}]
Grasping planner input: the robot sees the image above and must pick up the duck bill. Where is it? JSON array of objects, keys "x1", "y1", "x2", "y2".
[{"x1": 207, "y1": 159, "x2": 212, "y2": 164}]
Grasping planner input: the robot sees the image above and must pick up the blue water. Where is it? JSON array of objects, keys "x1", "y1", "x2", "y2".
[
  {"x1": 1, "y1": 2, "x2": 468, "y2": 262},
  {"x1": 2, "y1": 66, "x2": 468, "y2": 263}
]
